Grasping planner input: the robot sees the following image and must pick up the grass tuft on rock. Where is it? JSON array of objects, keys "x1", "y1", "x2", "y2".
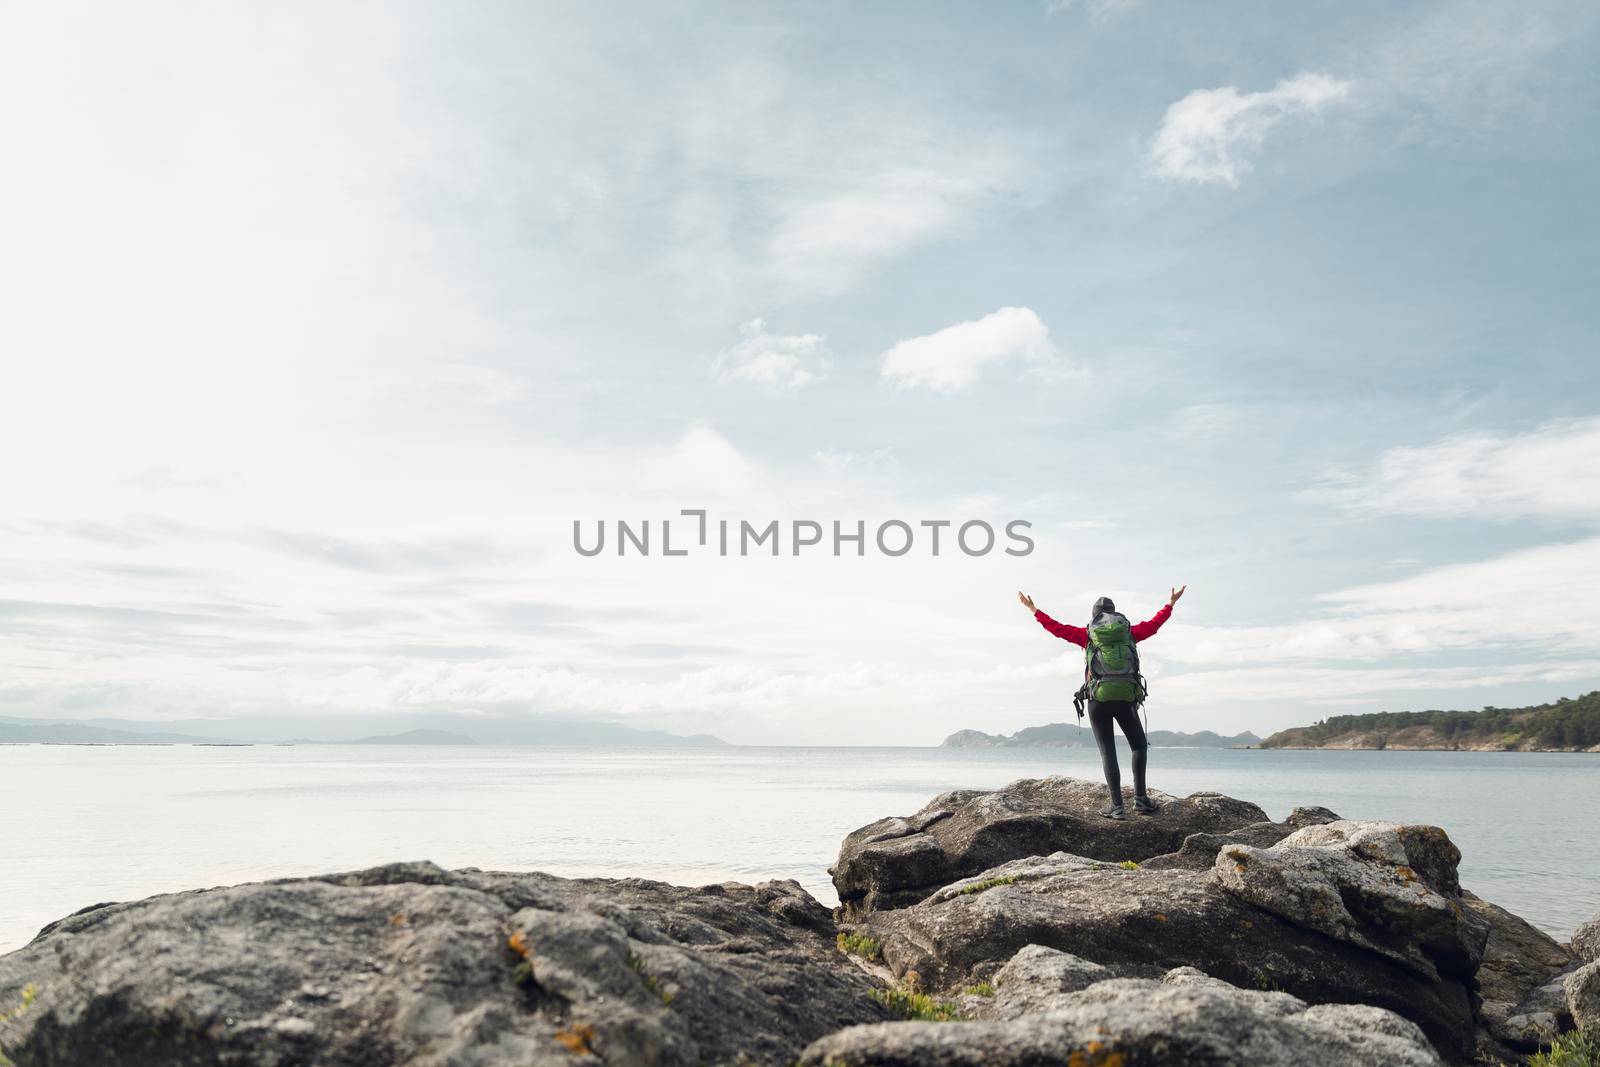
[
  {"x1": 0, "y1": 983, "x2": 39, "y2": 1067},
  {"x1": 626, "y1": 951, "x2": 676, "y2": 1006},
  {"x1": 1118, "y1": 860, "x2": 1140, "y2": 870},
  {"x1": 1531, "y1": 1031, "x2": 1600, "y2": 1067},
  {"x1": 836, "y1": 931, "x2": 882, "y2": 960},
  {"x1": 956, "y1": 874, "x2": 1018, "y2": 896},
  {"x1": 961, "y1": 981, "x2": 996, "y2": 998},
  {"x1": 506, "y1": 930, "x2": 538, "y2": 989},
  {"x1": 872, "y1": 987, "x2": 959, "y2": 1022},
  {"x1": 1251, "y1": 969, "x2": 1284, "y2": 993}
]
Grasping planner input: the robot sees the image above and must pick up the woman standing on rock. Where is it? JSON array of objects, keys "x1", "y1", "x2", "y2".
[{"x1": 1016, "y1": 586, "x2": 1186, "y2": 820}]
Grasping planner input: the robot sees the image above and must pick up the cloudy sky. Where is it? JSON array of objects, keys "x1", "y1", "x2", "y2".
[{"x1": 2, "y1": 2, "x2": 1597, "y2": 744}]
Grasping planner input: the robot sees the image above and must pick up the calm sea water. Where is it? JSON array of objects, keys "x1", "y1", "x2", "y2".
[{"x1": 3, "y1": 744, "x2": 1596, "y2": 954}]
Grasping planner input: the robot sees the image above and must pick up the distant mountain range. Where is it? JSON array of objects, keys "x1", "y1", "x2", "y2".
[
  {"x1": 942, "y1": 722, "x2": 1261, "y2": 749},
  {"x1": 0, "y1": 721, "x2": 228, "y2": 745},
  {"x1": 0, "y1": 714, "x2": 726, "y2": 747}
]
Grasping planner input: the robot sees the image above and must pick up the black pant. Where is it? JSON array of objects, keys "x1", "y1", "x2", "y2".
[{"x1": 1088, "y1": 699, "x2": 1148, "y2": 804}]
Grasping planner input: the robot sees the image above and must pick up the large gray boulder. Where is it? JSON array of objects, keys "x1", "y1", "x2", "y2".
[
  {"x1": 956, "y1": 944, "x2": 1114, "y2": 1020},
  {"x1": 0, "y1": 861, "x2": 887, "y2": 1066},
  {"x1": 798, "y1": 972, "x2": 1443, "y2": 1067},
  {"x1": 1568, "y1": 959, "x2": 1600, "y2": 1041},
  {"x1": 1573, "y1": 912, "x2": 1600, "y2": 963},
  {"x1": 830, "y1": 777, "x2": 1269, "y2": 920},
  {"x1": 1211, "y1": 821, "x2": 1489, "y2": 982},
  {"x1": 849, "y1": 837, "x2": 1480, "y2": 1058}
]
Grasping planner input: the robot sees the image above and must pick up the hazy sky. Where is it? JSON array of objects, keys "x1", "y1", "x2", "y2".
[{"x1": 2, "y1": 2, "x2": 1597, "y2": 744}]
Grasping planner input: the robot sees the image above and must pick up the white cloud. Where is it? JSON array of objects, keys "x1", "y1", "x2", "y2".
[
  {"x1": 1311, "y1": 416, "x2": 1600, "y2": 521},
  {"x1": 1363, "y1": 3, "x2": 1570, "y2": 135},
  {"x1": 1124, "y1": 535, "x2": 1600, "y2": 718},
  {"x1": 1045, "y1": 0, "x2": 1140, "y2": 24},
  {"x1": 1157, "y1": 660, "x2": 1600, "y2": 706},
  {"x1": 655, "y1": 57, "x2": 1018, "y2": 299},
  {"x1": 645, "y1": 426, "x2": 761, "y2": 494},
  {"x1": 1169, "y1": 403, "x2": 1247, "y2": 440},
  {"x1": 713, "y1": 319, "x2": 828, "y2": 389},
  {"x1": 766, "y1": 167, "x2": 1003, "y2": 293},
  {"x1": 880, "y1": 307, "x2": 1058, "y2": 393},
  {"x1": 1320, "y1": 536, "x2": 1600, "y2": 629},
  {"x1": 1149, "y1": 72, "x2": 1351, "y2": 185},
  {"x1": 811, "y1": 448, "x2": 898, "y2": 475},
  {"x1": 1144, "y1": 8, "x2": 1584, "y2": 190},
  {"x1": 1155, "y1": 537, "x2": 1600, "y2": 671}
]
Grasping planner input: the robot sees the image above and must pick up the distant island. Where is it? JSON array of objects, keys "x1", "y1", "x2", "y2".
[
  {"x1": 942, "y1": 722, "x2": 1261, "y2": 749},
  {"x1": 1259, "y1": 691, "x2": 1600, "y2": 751},
  {"x1": 350, "y1": 729, "x2": 474, "y2": 745}
]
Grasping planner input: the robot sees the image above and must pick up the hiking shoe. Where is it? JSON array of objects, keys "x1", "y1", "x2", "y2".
[
  {"x1": 1134, "y1": 795, "x2": 1160, "y2": 815},
  {"x1": 1099, "y1": 803, "x2": 1126, "y2": 820}
]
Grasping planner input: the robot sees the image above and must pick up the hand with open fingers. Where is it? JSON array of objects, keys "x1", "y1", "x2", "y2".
[
  {"x1": 1169, "y1": 584, "x2": 1187, "y2": 607},
  {"x1": 1018, "y1": 591, "x2": 1036, "y2": 613}
]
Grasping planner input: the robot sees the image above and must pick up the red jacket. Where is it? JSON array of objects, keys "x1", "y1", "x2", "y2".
[{"x1": 1034, "y1": 604, "x2": 1172, "y2": 647}]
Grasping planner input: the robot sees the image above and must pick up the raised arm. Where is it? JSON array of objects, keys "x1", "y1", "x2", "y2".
[
  {"x1": 1131, "y1": 585, "x2": 1185, "y2": 642},
  {"x1": 1018, "y1": 591, "x2": 1087, "y2": 647}
]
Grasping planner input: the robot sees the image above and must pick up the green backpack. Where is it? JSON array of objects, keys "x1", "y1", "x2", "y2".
[{"x1": 1080, "y1": 611, "x2": 1147, "y2": 706}]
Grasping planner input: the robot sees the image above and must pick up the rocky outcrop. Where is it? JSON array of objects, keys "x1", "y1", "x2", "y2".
[
  {"x1": 0, "y1": 861, "x2": 886, "y2": 1066},
  {"x1": 847, "y1": 849, "x2": 1478, "y2": 1060},
  {"x1": 830, "y1": 786, "x2": 1511, "y2": 1062},
  {"x1": 830, "y1": 777, "x2": 1269, "y2": 919},
  {"x1": 1142, "y1": 804, "x2": 1341, "y2": 871},
  {"x1": 830, "y1": 779, "x2": 1600, "y2": 1063},
  {"x1": 1464, "y1": 891, "x2": 1575, "y2": 1049},
  {"x1": 1497, "y1": 972, "x2": 1576, "y2": 1050},
  {"x1": 799, "y1": 961, "x2": 1443, "y2": 1066},
  {"x1": 1490, "y1": 958, "x2": 1600, "y2": 1052}
]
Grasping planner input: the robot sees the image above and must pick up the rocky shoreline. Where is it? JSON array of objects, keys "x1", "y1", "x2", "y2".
[{"x1": 2, "y1": 777, "x2": 1597, "y2": 1065}]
